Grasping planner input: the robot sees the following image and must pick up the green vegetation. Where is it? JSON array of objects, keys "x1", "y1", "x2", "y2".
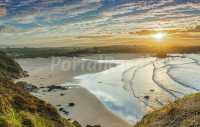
[
  {"x1": 0, "y1": 83, "x2": 69, "y2": 127},
  {"x1": 134, "y1": 93, "x2": 200, "y2": 127},
  {"x1": 0, "y1": 51, "x2": 25, "y2": 80},
  {"x1": 1, "y1": 50, "x2": 200, "y2": 127},
  {"x1": 0, "y1": 52, "x2": 80, "y2": 127},
  {"x1": 1, "y1": 45, "x2": 200, "y2": 58},
  {"x1": 0, "y1": 101, "x2": 53, "y2": 127}
]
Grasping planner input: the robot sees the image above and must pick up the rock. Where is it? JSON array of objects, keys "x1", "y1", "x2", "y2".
[
  {"x1": 60, "y1": 93, "x2": 65, "y2": 96},
  {"x1": 86, "y1": 125, "x2": 101, "y2": 127},
  {"x1": 72, "y1": 121, "x2": 82, "y2": 127},
  {"x1": 63, "y1": 110, "x2": 69, "y2": 115},
  {"x1": 59, "y1": 108, "x2": 69, "y2": 115},
  {"x1": 150, "y1": 89, "x2": 155, "y2": 92},
  {"x1": 59, "y1": 107, "x2": 64, "y2": 111},
  {"x1": 56, "y1": 104, "x2": 61, "y2": 107},
  {"x1": 46, "y1": 85, "x2": 68, "y2": 92},
  {"x1": 68, "y1": 102, "x2": 75, "y2": 107},
  {"x1": 16, "y1": 81, "x2": 38, "y2": 92},
  {"x1": 23, "y1": 71, "x2": 29, "y2": 77},
  {"x1": 144, "y1": 95, "x2": 150, "y2": 100}
]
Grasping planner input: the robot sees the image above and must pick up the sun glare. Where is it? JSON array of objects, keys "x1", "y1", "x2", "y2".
[{"x1": 153, "y1": 32, "x2": 166, "y2": 41}]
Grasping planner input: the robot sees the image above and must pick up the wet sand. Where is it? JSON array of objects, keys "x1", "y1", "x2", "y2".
[
  {"x1": 16, "y1": 56, "x2": 132, "y2": 127},
  {"x1": 16, "y1": 54, "x2": 200, "y2": 126}
]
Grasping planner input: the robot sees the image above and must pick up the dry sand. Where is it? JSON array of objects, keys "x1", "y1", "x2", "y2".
[{"x1": 16, "y1": 57, "x2": 132, "y2": 127}]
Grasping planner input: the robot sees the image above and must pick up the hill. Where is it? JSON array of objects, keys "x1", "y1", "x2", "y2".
[
  {"x1": 1, "y1": 45, "x2": 200, "y2": 58},
  {"x1": 0, "y1": 51, "x2": 25, "y2": 80},
  {"x1": 134, "y1": 93, "x2": 200, "y2": 127},
  {"x1": 0, "y1": 52, "x2": 81, "y2": 127}
]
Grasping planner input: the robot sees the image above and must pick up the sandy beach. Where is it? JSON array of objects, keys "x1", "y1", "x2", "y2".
[
  {"x1": 16, "y1": 56, "x2": 132, "y2": 127},
  {"x1": 16, "y1": 54, "x2": 200, "y2": 127}
]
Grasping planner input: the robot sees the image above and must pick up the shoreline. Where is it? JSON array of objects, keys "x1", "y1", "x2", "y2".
[
  {"x1": 15, "y1": 54, "x2": 200, "y2": 127},
  {"x1": 16, "y1": 57, "x2": 133, "y2": 127}
]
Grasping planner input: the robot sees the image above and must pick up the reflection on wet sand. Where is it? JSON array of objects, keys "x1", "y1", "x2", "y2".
[{"x1": 17, "y1": 54, "x2": 200, "y2": 126}]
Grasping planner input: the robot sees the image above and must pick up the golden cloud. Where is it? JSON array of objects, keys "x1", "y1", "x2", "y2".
[
  {"x1": 187, "y1": 26, "x2": 200, "y2": 32},
  {"x1": 129, "y1": 30, "x2": 156, "y2": 35},
  {"x1": 129, "y1": 25, "x2": 200, "y2": 36},
  {"x1": 0, "y1": 7, "x2": 6, "y2": 17}
]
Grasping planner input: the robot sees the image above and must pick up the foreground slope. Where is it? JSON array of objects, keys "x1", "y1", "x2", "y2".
[
  {"x1": 135, "y1": 93, "x2": 200, "y2": 127},
  {"x1": 0, "y1": 51, "x2": 24, "y2": 80},
  {"x1": 0, "y1": 52, "x2": 79, "y2": 127}
]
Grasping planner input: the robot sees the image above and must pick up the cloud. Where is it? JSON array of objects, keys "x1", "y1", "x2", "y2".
[
  {"x1": 130, "y1": 24, "x2": 200, "y2": 36},
  {"x1": 0, "y1": 7, "x2": 5, "y2": 17},
  {"x1": 189, "y1": 25, "x2": 200, "y2": 32},
  {"x1": 0, "y1": 0, "x2": 200, "y2": 47},
  {"x1": 130, "y1": 30, "x2": 152, "y2": 35},
  {"x1": 0, "y1": 25, "x2": 20, "y2": 33},
  {"x1": 0, "y1": 0, "x2": 102, "y2": 28}
]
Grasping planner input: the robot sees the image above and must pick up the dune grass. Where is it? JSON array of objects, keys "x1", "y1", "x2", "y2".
[
  {"x1": 0, "y1": 97, "x2": 78, "y2": 127},
  {"x1": 0, "y1": 97, "x2": 53, "y2": 127},
  {"x1": 134, "y1": 93, "x2": 200, "y2": 127},
  {"x1": 0, "y1": 109, "x2": 54, "y2": 127}
]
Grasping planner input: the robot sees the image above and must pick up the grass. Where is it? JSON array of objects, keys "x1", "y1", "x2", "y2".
[
  {"x1": 0, "y1": 99, "x2": 79, "y2": 127},
  {"x1": 0, "y1": 52, "x2": 81, "y2": 127},
  {"x1": 134, "y1": 93, "x2": 200, "y2": 127},
  {"x1": 0, "y1": 105, "x2": 53, "y2": 127},
  {"x1": 0, "y1": 52, "x2": 24, "y2": 80},
  {"x1": 0, "y1": 92, "x2": 54, "y2": 127},
  {"x1": 1, "y1": 49, "x2": 200, "y2": 127},
  {"x1": 0, "y1": 109, "x2": 22, "y2": 127}
]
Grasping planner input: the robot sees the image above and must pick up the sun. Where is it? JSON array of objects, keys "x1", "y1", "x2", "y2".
[{"x1": 153, "y1": 32, "x2": 166, "y2": 41}]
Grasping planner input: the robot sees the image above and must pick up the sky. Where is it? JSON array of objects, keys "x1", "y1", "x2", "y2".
[{"x1": 0, "y1": 0, "x2": 200, "y2": 47}]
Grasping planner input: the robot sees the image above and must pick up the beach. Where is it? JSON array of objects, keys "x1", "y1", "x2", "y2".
[
  {"x1": 16, "y1": 53, "x2": 200, "y2": 127},
  {"x1": 16, "y1": 55, "x2": 133, "y2": 127}
]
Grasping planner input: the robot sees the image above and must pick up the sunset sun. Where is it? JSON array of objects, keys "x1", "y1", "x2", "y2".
[
  {"x1": 153, "y1": 32, "x2": 166, "y2": 41},
  {"x1": 0, "y1": 1, "x2": 200, "y2": 127}
]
